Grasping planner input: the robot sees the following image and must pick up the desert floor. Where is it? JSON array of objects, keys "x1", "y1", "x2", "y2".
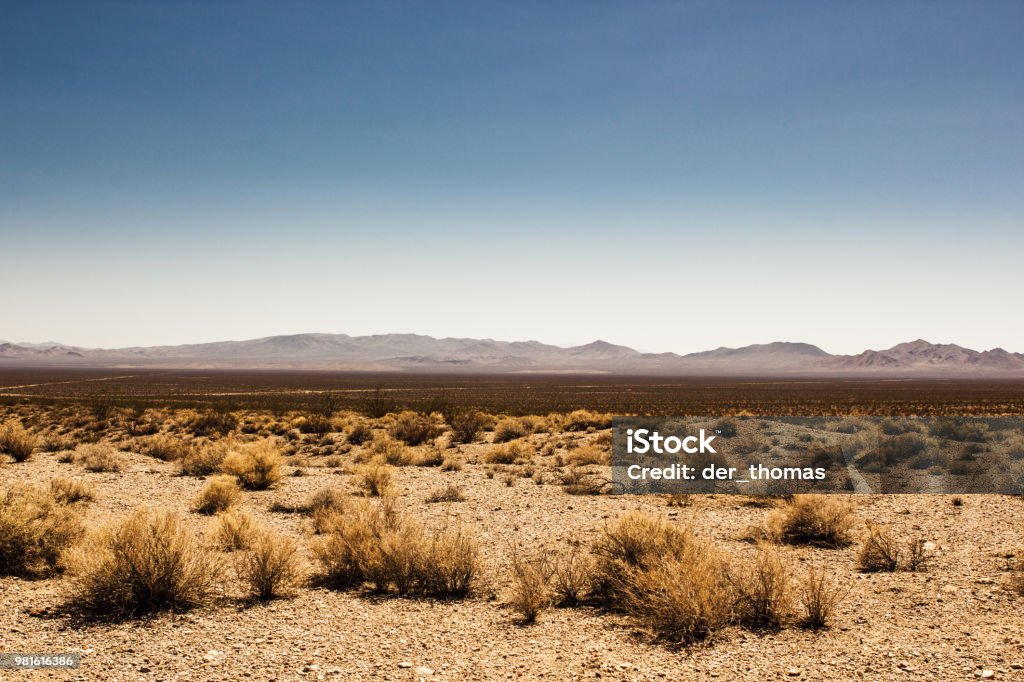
[{"x1": 2, "y1": 410, "x2": 1023, "y2": 681}]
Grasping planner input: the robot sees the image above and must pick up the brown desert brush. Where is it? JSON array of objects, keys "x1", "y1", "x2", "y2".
[
  {"x1": 67, "y1": 508, "x2": 223, "y2": 616},
  {"x1": 767, "y1": 495, "x2": 855, "y2": 548},
  {"x1": 236, "y1": 529, "x2": 303, "y2": 600},
  {"x1": 195, "y1": 475, "x2": 242, "y2": 515},
  {"x1": 220, "y1": 440, "x2": 284, "y2": 490},
  {"x1": 0, "y1": 484, "x2": 84, "y2": 577},
  {"x1": 0, "y1": 421, "x2": 39, "y2": 462}
]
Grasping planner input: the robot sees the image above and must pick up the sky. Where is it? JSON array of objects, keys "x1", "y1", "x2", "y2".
[{"x1": 1, "y1": 1, "x2": 1022, "y2": 355}]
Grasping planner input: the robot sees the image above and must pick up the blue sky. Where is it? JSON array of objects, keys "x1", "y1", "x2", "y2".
[{"x1": 2, "y1": 2, "x2": 1021, "y2": 354}]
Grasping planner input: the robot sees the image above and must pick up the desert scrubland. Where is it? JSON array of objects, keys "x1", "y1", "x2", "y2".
[{"x1": 2, "y1": 383, "x2": 1023, "y2": 681}]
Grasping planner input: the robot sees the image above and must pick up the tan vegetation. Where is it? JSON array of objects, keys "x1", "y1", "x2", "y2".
[
  {"x1": 0, "y1": 420, "x2": 39, "y2": 462},
  {"x1": 766, "y1": 495, "x2": 856, "y2": 548},
  {"x1": 66, "y1": 509, "x2": 223, "y2": 616},
  {"x1": 0, "y1": 484, "x2": 83, "y2": 576},
  {"x1": 194, "y1": 474, "x2": 242, "y2": 515},
  {"x1": 220, "y1": 440, "x2": 285, "y2": 490}
]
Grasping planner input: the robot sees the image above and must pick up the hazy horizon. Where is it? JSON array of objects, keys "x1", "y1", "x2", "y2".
[
  {"x1": 3, "y1": 2, "x2": 1022, "y2": 354},
  {"x1": 1, "y1": 330, "x2": 1020, "y2": 358}
]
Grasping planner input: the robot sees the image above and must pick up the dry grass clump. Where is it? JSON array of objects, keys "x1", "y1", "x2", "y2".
[
  {"x1": 136, "y1": 434, "x2": 190, "y2": 462},
  {"x1": 508, "y1": 547, "x2": 554, "y2": 623},
  {"x1": 357, "y1": 459, "x2": 394, "y2": 497},
  {"x1": 312, "y1": 500, "x2": 478, "y2": 598},
  {"x1": 49, "y1": 477, "x2": 95, "y2": 505},
  {"x1": 345, "y1": 421, "x2": 373, "y2": 445},
  {"x1": 799, "y1": 566, "x2": 845, "y2": 628},
  {"x1": 178, "y1": 440, "x2": 231, "y2": 476},
  {"x1": 220, "y1": 440, "x2": 285, "y2": 490},
  {"x1": 732, "y1": 545, "x2": 793, "y2": 629},
  {"x1": 440, "y1": 455, "x2": 463, "y2": 472},
  {"x1": 235, "y1": 529, "x2": 303, "y2": 600},
  {"x1": 565, "y1": 444, "x2": 609, "y2": 466},
  {"x1": 560, "y1": 468, "x2": 610, "y2": 495},
  {"x1": 414, "y1": 445, "x2": 445, "y2": 467},
  {"x1": 0, "y1": 421, "x2": 39, "y2": 462},
  {"x1": 194, "y1": 475, "x2": 242, "y2": 515},
  {"x1": 298, "y1": 414, "x2": 333, "y2": 435},
  {"x1": 493, "y1": 417, "x2": 532, "y2": 443},
  {"x1": 447, "y1": 410, "x2": 491, "y2": 444},
  {"x1": 0, "y1": 484, "x2": 84, "y2": 576},
  {"x1": 552, "y1": 547, "x2": 593, "y2": 607},
  {"x1": 486, "y1": 439, "x2": 530, "y2": 464},
  {"x1": 367, "y1": 434, "x2": 414, "y2": 466},
  {"x1": 563, "y1": 410, "x2": 613, "y2": 432},
  {"x1": 389, "y1": 411, "x2": 443, "y2": 446},
  {"x1": 590, "y1": 511, "x2": 698, "y2": 608},
  {"x1": 66, "y1": 508, "x2": 223, "y2": 617},
  {"x1": 186, "y1": 410, "x2": 238, "y2": 437},
  {"x1": 622, "y1": 552, "x2": 735, "y2": 644},
  {"x1": 766, "y1": 495, "x2": 856, "y2": 548},
  {"x1": 72, "y1": 443, "x2": 124, "y2": 472},
  {"x1": 215, "y1": 509, "x2": 259, "y2": 551},
  {"x1": 857, "y1": 524, "x2": 929, "y2": 572},
  {"x1": 426, "y1": 484, "x2": 465, "y2": 503}
]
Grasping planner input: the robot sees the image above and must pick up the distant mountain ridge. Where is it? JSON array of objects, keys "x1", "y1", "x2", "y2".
[{"x1": 1, "y1": 335, "x2": 1022, "y2": 375}]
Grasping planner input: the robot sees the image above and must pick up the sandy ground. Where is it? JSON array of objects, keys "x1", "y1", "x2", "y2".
[{"x1": 2, "y1": 431, "x2": 1024, "y2": 682}]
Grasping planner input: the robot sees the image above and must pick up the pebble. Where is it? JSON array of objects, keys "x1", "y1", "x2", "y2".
[
  {"x1": 398, "y1": 661, "x2": 412, "y2": 669},
  {"x1": 787, "y1": 668, "x2": 801, "y2": 677}
]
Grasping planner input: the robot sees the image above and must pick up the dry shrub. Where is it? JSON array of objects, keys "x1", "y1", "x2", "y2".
[
  {"x1": 298, "y1": 414, "x2": 332, "y2": 435},
  {"x1": 590, "y1": 511, "x2": 697, "y2": 608},
  {"x1": 345, "y1": 421, "x2": 373, "y2": 445},
  {"x1": 798, "y1": 566, "x2": 845, "y2": 629},
  {"x1": 215, "y1": 510, "x2": 258, "y2": 551},
  {"x1": 136, "y1": 434, "x2": 190, "y2": 462},
  {"x1": 220, "y1": 440, "x2": 284, "y2": 490},
  {"x1": 486, "y1": 440, "x2": 530, "y2": 464},
  {"x1": 857, "y1": 525, "x2": 930, "y2": 573},
  {"x1": 493, "y1": 417, "x2": 531, "y2": 443},
  {"x1": 622, "y1": 550, "x2": 735, "y2": 644},
  {"x1": 389, "y1": 411, "x2": 443, "y2": 446},
  {"x1": 187, "y1": 410, "x2": 238, "y2": 437},
  {"x1": 357, "y1": 459, "x2": 394, "y2": 497},
  {"x1": 552, "y1": 547, "x2": 593, "y2": 607},
  {"x1": 426, "y1": 484, "x2": 465, "y2": 503},
  {"x1": 857, "y1": 524, "x2": 901, "y2": 572},
  {"x1": 414, "y1": 446, "x2": 445, "y2": 467},
  {"x1": 312, "y1": 500, "x2": 478, "y2": 598},
  {"x1": 0, "y1": 485, "x2": 84, "y2": 576},
  {"x1": 565, "y1": 444, "x2": 608, "y2": 466},
  {"x1": 195, "y1": 475, "x2": 242, "y2": 515},
  {"x1": 367, "y1": 435, "x2": 413, "y2": 466},
  {"x1": 448, "y1": 410, "x2": 490, "y2": 443},
  {"x1": 49, "y1": 477, "x2": 95, "y2": 505},
  {"x1": 236, "y1": 529, "x2": 303, "y2": 600},
  {"x1": 67, "y1": 508, "x2": 223, "y2": 616},
  {"x1": 560, "y1": 468, "x2": 610, "y2": 496},
  {"x1": 508, "y1": 547, "x2": 554, "y2": 623},
  {"x1": 73, "y1": 443, "x2": 123, "y2": 472},
  {"x1": 440, "y1": 455, "x2": 463, "y2": 472},
  {"x1": 0, "y1": 421, "x2": 39, "y2": 462},
  {"x1": 178, "y1": 440, "x2": 231, "y2": 476},
  {"x1": 563, "y1": 410, "x2": 613, "y2": 432},
  {"x1": 732, "y1": 545, "x2": 793, "y2": 629},
  {"x1": 304, "y1": 487, "x2": 348, "y2": 516},
  {"x1": 767, "y1": 495, "x2": 855, "y2": 548}
]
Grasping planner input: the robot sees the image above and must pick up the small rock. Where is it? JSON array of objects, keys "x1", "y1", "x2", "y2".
[
  {"x1": 787, "y1": 669, "x2": 801, "y2": 677},
  {"x1": 398, "y1": 661, "x2": 412, "y2": 669},
  {"x1": 415, "y1": 666, "x2": 433, "y2": 677},
  {"x1": 980, "y1": 670, "x2": 995, "y2": 679},
  {"x1": 138, "y1": 667, "x2": 151, "y2": 674}
]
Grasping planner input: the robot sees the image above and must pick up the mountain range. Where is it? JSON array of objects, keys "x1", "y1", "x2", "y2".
[{"x1": 1, "y1": 334, "x2": 1023, "y2": 375}]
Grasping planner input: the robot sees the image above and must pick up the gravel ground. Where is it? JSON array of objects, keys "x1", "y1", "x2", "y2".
[{"x1": 2, "y1": 429, "x2": 1023, "y2": 681}]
